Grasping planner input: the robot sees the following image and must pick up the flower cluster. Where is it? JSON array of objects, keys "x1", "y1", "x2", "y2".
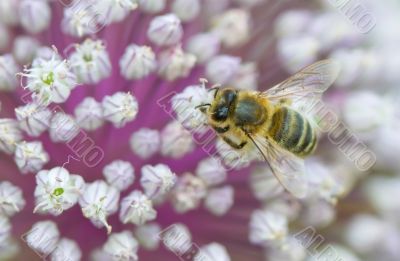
[{"x1": 0, "y1": 0, "x2": 399, "y2": 261}]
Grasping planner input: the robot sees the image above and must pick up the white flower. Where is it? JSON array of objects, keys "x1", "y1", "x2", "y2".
[
  {"x1": 34, "y1": 167, "x2": 85, "y2": 216},
  {"x1": 140, "y1": 164, "x2": 177, "y2": 198},
  {"x1": 49, "y1": 113, "x2": 80, "y2": 143},
  {"x1": 205, "y1": 55, "x2": 241, "y2": 85},
  {"x1": 147, "y1": 14, "x2": 183, "y2": 46},
  {"x1": 13, "y1": 36, "x2": 40, "y2": 65},
  {"x1": 186, "y1": 33, "x2": 221, "y2": 64},
  {"x1": 344, "y1": 215, "x2": 388, "y2": 254},
  {"x1": 307, "y1": 12, "x2": 359, "y2": 52},
  {"x1": 274, "y1": 10, "x2": 312, "y2": 37},
  {"x1": 69, "y1": 39, "x2": 112, "y2": 84},
  {"x1": 134, "y1": 223, "x2": 161, "y2": 250},
  {"x1": 249, "y1": 209, "x2": 288, "y2": 247},
  {"x1": 158, "y1": 46, "x2": 196, "y2": 81},
  {"x1": 172, "y1": 0, "x2": 200, "y2": 22},
  {"x1": 196, "y1": 157, "x2": 227, "y2": 186},
  {"x1": 329, "y1": 48, "x2": 365, "y2": 87},
  {"x1": 161, "y1": 121, "x2": 195, "y2": 158},
  {"x1": 204, "y1": 186, "x2": 234, "y2": 216},
  {"x1": 250, "y1": 166, "x2": 284, "y2": 201},
  {"x1": 103, "y1": 231, "x2": 139, "y2": 261},
  {"x1": 363, "y1": 176, "x2": 400, "y2": 221},
  {"x1": 194, "y1": 242, "x2": 231, "y2": 261},
  {"x1": 170, "y1": 173, "x2": 207, "y2": 213},
  {"x1": 171, "y1": 84, "x2": 211, "y2": 130},
  {"x1": 0, "y1": 119, "x2": 22, "y2": 154},
  {"x1": 306, "y1": 244, "x2": 360, "y2": 261},
  {"x1": 74, "y1": 97, "x2": 104, "y2": 131},
  {"x1": 0, "y1": 54, "x2": 19, "y2": 91},
  {"x1": 277, "y1": 35, "x2": 319, "y2": 73},
  {"x1": 119, "y1": 44, "x2": 157, "y2": 80},
  {"x1": 0, "y1": 216, "x2": 11, "y2": 246},
  {"x1": 234, "y1": 0, "x2": 266, "y2": 8},
  {"x1": 0, "y1": 238, "x2": 18, "y2": 260},
  {"x1": 103, "y1": 160, "x2": 135, "y2": 191},
  {"x1": 14, "y1": 141, "x2": 49, "y2": 174},
  {"x1": 130, "y1": 128, "x2": 160, "y2": 159},
  {"x1": 19, "y1": 0, "x2": 51, "y2": 34},
  {"x1": 230, "y1": 62, "x2": 258, "y2": 91},
  {"x1": 204, "y1": 0, "x2": 229, "y2": 15},
  {"x1": 267, "y1": 237, "x2": 306, "y2": 261},
  {"x1": 161, "y1": 223, "x2": 192, "y2": 255},
  {"x1": 343, "y1": 91, "x2": 393, "y2": 135},
  {"x1": 0, "y1": 24, "x2": 9, "y2": 52},
  {"x1": 25, "y1": 221, "x2": 60, "y2": 255},
  {"x1": 305, "y1": 159, "x2": 345, "y2": 204},
  {"x1": 264, "y1": 196, "x2": 301, "y2": 222},
  {"x1": 0, "y1": 0, "x2": 19, "y2": 26},
  {"x1": 102, "y1": 91, "x2": 139, "y2": 128},
  {"x1": 137, "y1": 0, "x2": 166, "y2": 14},
  {"x1": 22, "y1": 54, "x2": 77, "y2": 105},
  {"x1": 79, "y1": 180, "x2": 120, "y2": 234},
  {"x1": 119, "y1": 190, "x2": 157, "y2": 225},
  {"x1": 301, "y1": 199, "x2": 335, "y2": 228},
  {"x1": 92, "y1": 0, "x2": 138, "y2": 25},
  {"x1": 211, "y1": 9, "x2": 251, "y2": 48},
  {"x1": 61, "y1": 0, "x2": 100, "y2": 38},
  {"x1": 15, "y1": 103, "x2": 52, "y2": 137},
  {"x1": 0, "y1": 181, "x2": 25, "y2": 217},
  {"x1": 51, "y1": 238, "x2": 82, "y2": 261}
]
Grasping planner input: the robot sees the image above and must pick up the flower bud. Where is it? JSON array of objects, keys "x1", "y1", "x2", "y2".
[
  {"x1": 205, "y1": 55, "x2": 241, "y2": 85},
  {"x1": 130, "y1": 128, "x2": 160, "y2": 159},
  {"x1": 147, "y1": 14, "x2": 183, "y2": 46},
  {"x1": 212, "y1": 9, "x2": 251, "y2": 48},
  {"x1": 172, "y1": 0, "x2": 200, "y2": 22},
  {"x1": 102, "y1": 231, "x2": 139, "y2": 260},
  {"x1": 15, "y1": 141, "x2": 49, "y2": 174},
  {"x1": 138, "y1": 0, "x2": 166, "y2": 14},
  {"x1": 158, "y1": 46, "x2": 196, "y2": 81},
  {"x1": 196, "y1": 157, "x2": 227, "y2": 186},
  {"x1": 0, "y1": 54, "x2": 19, "y2": 92},
  {"x1": 140, "y1": 164, "x2": 177, "y2": 198},
  {"x1": 74, "y1": 97, "x2": 104, "y2": 131},
  {"x1": 160, "y1": 121, "x2": 195, "y2": 158},
  {"x1": 119, "y1": 44, "x2": 156, "y2": 80},
  {"x1": 134, "y1": 223, "x2": 161, "y2": 250},
  {"x1": 13, "y1": 36, "x2": 40, "y2": 65},
  {"x1": 51, "y1": 238, "x2": 82, "y2": 261},
  {"x1": 186, "y1": 33, "x2": 221, "y2": 64},
  {"x1": 19, "y1": 0, "x2": 51, "y2": 34},
  {"x1": 69, "y1": 39, "x2": 112, "y2": 84},
  {"x1": 119, "y1": 190, "x2": 157, "y2": 225},
  {"x1": 103, "y1": 160, "x2": 135, "y2": 191},
  {"x1": 25, "y1": 221, "x2": 60, "y2": 256},
  {"x1": 102, "y1": 92, "x2": 139, "y2": 128},
  {"x1": 0, "y1": 181, "x2": 25, "y2": 217},
  {"x1": 15, "y1": 103, "x2": 52, "y2": 137},
  {"x1": 204, "y1": 186, "x2": 234, "y2": 216},
  {"x1": 195, "y1": 242, "x2": 231, "y2": 261},
  {"x1": 0, "y1": 119, "x2": 22, "y2": 154},
  {"x1": 49, "y1": 113, "x2": 80, "y2": 143}
]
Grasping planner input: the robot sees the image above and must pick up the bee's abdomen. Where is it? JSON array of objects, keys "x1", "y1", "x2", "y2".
[{"x1": 268, "y1": 107, "x2": 316, "y2": 157}]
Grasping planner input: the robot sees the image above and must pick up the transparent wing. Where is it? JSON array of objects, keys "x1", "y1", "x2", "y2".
[
  {"x1": 262, "y1": 60, "x2": 340, "y2": 109},
  {"x1": 248, "y1": 133, "x2": 309, "y2": 199}
]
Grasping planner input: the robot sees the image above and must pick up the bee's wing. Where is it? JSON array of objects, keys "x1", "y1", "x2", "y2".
[
  {"x1": 262, "y1": 60, "x2": 340, "y2": 109},
  {"x1": 247, "y1": 133, "x2": 308, "y2": 199}
]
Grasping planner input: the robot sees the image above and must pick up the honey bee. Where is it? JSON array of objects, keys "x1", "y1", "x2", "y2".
[{"x1": 197, "y1": 60, "x2": 340, "y2": 198}]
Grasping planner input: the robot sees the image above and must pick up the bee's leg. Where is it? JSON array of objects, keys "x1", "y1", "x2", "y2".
[{"x1": 222, "y1": 136, "x2": 247, "y2": 150}]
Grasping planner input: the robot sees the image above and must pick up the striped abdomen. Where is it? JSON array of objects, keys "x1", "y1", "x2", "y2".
[{"x1": 268, "y1": 107, "x2": 316, "y2": 157}]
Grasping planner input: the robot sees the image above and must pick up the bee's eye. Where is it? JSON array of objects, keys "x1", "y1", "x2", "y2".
[{"x1": 213, "y1": 106, "x2": 229, "y2": 121}]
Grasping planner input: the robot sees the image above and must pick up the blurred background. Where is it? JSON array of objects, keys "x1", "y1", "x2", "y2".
[{"x1": 0, "y1": 0, "x2": 399, "y2": 260}]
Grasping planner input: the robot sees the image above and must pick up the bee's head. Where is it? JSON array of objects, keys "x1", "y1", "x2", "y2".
[{"x1": 209, "y1": 88, "x2": 237, "y2": 122}]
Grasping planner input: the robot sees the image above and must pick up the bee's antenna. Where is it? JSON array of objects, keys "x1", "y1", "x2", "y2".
[{"x1": 195, "y1": 104, "x2": 211, "y2": 110}]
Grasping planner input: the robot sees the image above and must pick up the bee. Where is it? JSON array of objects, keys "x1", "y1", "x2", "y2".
[{"x1": 196, "y1": 60, "x2": 340, "y2": 198}]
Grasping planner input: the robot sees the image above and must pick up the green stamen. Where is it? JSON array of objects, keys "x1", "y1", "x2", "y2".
[{"x1": 53, "y1": 187, "x2": 64, "y2": 197}]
